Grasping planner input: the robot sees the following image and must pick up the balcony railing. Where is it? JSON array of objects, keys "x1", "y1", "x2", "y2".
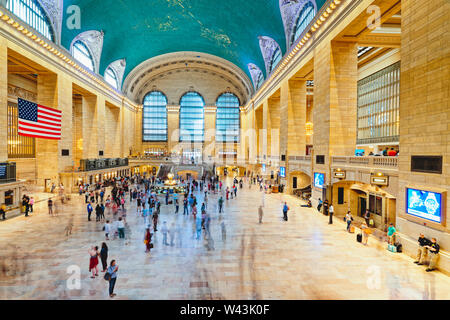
[{"x1": 331, "y1": 156, "x2": 398, "y2": 170}]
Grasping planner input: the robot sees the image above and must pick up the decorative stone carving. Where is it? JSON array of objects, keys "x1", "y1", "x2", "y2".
[
  {"x1": 8, "y1": 84, "x2": 37, "y2": 102},
  {"x1": 39, "y1": 0, "x2": 63, "y2": 44},
  {"x1": 258, "y1": 36, "x2": 282, "y2": 75},
  {"x1": 247, "y1": 63, "x2": 264, "y2": 90},
  {"x1": 70, "y1": 30, "x2": 104, "y2": 73},
  {"x1": 106, "y1": 59, "x2": 126, "y2": 91},
  {"x1": 279, "y1": 0, "x2": 317, "y2": 47}
]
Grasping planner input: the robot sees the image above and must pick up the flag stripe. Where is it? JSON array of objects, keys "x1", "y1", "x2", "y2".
[
  {"x1": 38, "y1": 114, "x2": 61, "y2": 123},
  {"x1": 19, "y1": 119, "x2": 61, "y2": 129},
  {"x1": 38, "y1": 109, "x2": 62, "y2": 119},
  {"x1": 18, "y1": 122, "x2": 61, "y2": 134},
  {"x1": 18, "y1": 132, "x2": 61, "y2": 140},
  {"x1": 38, "y1": 104, "x2": 62, "y2": 115}
]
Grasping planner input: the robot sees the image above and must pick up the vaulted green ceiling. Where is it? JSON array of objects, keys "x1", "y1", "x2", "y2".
[{"x1": 61, "y1": 0, "x2": 291, "y2": 81}]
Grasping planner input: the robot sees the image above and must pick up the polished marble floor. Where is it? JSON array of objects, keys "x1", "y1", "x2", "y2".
[{"x1": 0, "y1": 179, "x2": 449, "y2": 300}]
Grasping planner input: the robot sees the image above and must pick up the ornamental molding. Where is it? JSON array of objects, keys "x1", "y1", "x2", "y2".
[
  {"x1": 39, "y1": 0, "x2": 63, "y2": 44},
  {"x1": 70, "y1": 30, "x2": 104, "y2": 73},
  {"x1": 106, "y1": 59, "x2": 126, "y2": 91},
  {"x1": 279, "y1": 0, "x2": 317, "y2": 48},
  {"x1": 247, "y1": 63, "x2": 264, "y2": 90},
  {"x1": 258, "y1": 36, "x2": 282, "y2": 75},
  {"x1": 8, "y1": 83, "x2": 37, "y2": 102}
]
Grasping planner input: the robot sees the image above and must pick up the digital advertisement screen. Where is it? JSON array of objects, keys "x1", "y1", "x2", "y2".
[
  {"x1": 314, "y1": 172, "x2": 325, "y2": 189},
  {"x1": 262, "y1": 164, "x2": 266, "y2": 173},
  {"x1": 406, "y1": 188, "x2": 443, "y2": 223},
  {"x1": 280, "y1": 167, "x2": 286, "y2": 178},
  {"x1": 0, "y1": 165, "x2": 7, "y2": 180},
  {"x1": 355, "y1": 149, "x2": 365, "y2": 156}
]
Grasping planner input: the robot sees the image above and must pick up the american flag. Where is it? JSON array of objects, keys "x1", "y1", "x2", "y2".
[{"x1": 18, "y1": 98, "x2": 62, "y2": 140}]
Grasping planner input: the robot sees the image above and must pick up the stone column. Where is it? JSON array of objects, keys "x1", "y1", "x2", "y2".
[
  {"x1": 167, "y1": 106, "x2": 180, "y2": 156},
  {"x1": 96, "y1": 96, "x2": 105, "y2": 157},
  {"x1": 36, "y1": 73, "x2": 59, "y2": 186},
  {"x1": 280, "y1": 79, "x2": 308, "y2": 193},
  {"x1": 312, "y1": 40, "x2": 358, "y2": 204},
  {"x1": 268, "y1": 97, "x2": 280, "y2": 162},
  {"x1": 81, "y1": 95, "x2": 98, "y2": 159},
  {"x1": 0, "y1": 38, "x2": 7, "y2": 162},
  {"x1": 57, "y1": 74, "x2": 73, "y2": 173},
  {"x1": 72, "y1": 96, "x2": 83, "y2": 168},
  {"x1": 262, "y1": 100, "x2": 270, "y2": 159},
  {"x1": 397, "y1": 0, "x2": 450, "y2": 246}
]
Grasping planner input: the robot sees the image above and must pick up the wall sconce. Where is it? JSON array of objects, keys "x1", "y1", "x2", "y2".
[{"x1": 306, "y1": 122, "x2": 313, "y2": 136}]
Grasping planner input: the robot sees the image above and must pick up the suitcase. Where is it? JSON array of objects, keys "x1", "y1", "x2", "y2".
[
  {"x1": 387, "y1": 244, "x2": 397, "y2": 253},
  {"x1": 395, "y1": 243, "x2": 402, "y2": 253},
  {"x1": 349, "y1": 226, "x2": 355, "y2": 233},
  {"x1": 357, "y1": 234, "x2": 362, "y2": 243}
]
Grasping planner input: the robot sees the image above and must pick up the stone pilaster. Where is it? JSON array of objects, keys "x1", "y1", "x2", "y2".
[
  {"x1": 312, "y1": 40, "x2": 358, "y2": 202},
  {"x1": 0, "y1": 38, "x2": 7, "y2": 162},
  {"x1": 57, "y1": 74, "x2": 73, "y2": 173},
  {"x1": 36, "y1": 73, "x2": 59, "y2": 186},
  {"x1": 81, "y1": 95, "x2": 98, "y2": 159}
]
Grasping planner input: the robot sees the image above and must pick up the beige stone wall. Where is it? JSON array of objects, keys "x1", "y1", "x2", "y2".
[{"x1": 397, "y1": 0, "x2": 450, "y2": 247}]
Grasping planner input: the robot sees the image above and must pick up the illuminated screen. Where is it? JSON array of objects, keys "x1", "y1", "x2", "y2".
[
  {"x1": 280, "y1": 167, "x2": 286, "y2": 178},
  {"x1": 262, "y1": 164, "x2": 266, "y2": 173},
  {"x1": 314, "y1": 172, "x2": 325, "y2": 189},
  {"x1": 355, "y1": 149, "x2": 365, "y2": 156},
  {"x1": 406, "y1": 188, "x2": 442, "y2": 223}
]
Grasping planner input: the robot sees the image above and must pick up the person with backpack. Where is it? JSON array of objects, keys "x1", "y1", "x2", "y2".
[{"x1": 282, "y1": 202, "x2": 289, "y2": 221}]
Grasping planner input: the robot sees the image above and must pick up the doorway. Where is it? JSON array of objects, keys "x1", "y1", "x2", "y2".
[{"x1": 359, "y1": 197, "x2": 367, "y2": 217}]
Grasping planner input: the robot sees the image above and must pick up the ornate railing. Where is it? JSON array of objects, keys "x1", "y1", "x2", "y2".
[{"x1": 331, "y1": 156, "x2": 398, "y2": 170}]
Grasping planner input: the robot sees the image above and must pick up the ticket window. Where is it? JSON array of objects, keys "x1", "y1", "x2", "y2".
[{"x1": 5, "y1": 190, "x2": 13, "y2": 206}]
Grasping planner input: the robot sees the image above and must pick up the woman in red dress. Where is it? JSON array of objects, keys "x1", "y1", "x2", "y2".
[
  {"x1": 144, "y1": 228, "x2": 152, "y2": 253},
  {"x1": 89, "y1": 246, "x2": 99, "y2": 278}
]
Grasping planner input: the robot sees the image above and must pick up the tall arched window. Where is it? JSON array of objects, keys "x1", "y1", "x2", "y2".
[
  {"x1": 104, "y1": 67, "x2": 118, "y2": 90},
  {"x1": 179, "y1": 92, "x2": 205, "y2": 142},
  {"x1": 269, "y1": 47, "x2": 282, "y2": 73},
  {"x1": 142, "y1": 91, "x2": 168, "y2": 142},
  {"x1": 72, "y1": 40, "x2": 95, "y2": 72},
  {"x1": 291, "y1": 1, "x2": 316, "y2": 45},
  {"x1": 6, "y1": 0, "x2": 55, "y2": 41},
  {"x1": 256, "y1": 72, "x2": 264, "y2": 89},
  {"x1": 216, "y1": 93, "x2": 240, "y2": 143}
]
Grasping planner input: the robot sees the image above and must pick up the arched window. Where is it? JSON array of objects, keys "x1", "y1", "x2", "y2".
[
  {"x1": 256, "y1": 72, "x2": 264, "y2": 89},
  {"x1": 104, "y1": 67, "x2": 118, "y2": 90},
  {"x1": 179, "y1": 92, "x2": 204, "y2": 142},
  {"x1": 72, "y1": 40, "x2": 95, "y2": 72},
  {"x1": 216, "y1": 93, "x2": 240, "y2": 143},
  {"x1": 291, "y1": 1, "x2": 316, "y2": 45},
  {"x1": 142, "y1": 91, "x2": 168, "y2": 142},
  {"x1": 269, "y1": 47, "x2": 282, "y2": 73},
  {"x1": 6, "y1": 0, "x2": 55, "y2": 41}
]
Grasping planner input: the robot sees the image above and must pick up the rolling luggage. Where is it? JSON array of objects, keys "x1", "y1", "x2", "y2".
[
  {"x1": 349, "y1": 226, "x2": 355, "y2": 233},
  {"x1": 357, "y1": 234, "x2": 362, "y2": 243},
  {"x1": 387, "y1": 244, "x2": 397, "y2": 253},
  {"x1": 395, "y1": 243, "x2": 402, "y2": 253}
]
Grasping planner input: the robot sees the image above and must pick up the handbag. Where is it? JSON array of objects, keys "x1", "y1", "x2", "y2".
[
  {"x1": 150, "y1": 243, "x2": 154, "y2": 249},
  {"x1": 104, "y1": 272, "x2": 111, "y2": 281}
]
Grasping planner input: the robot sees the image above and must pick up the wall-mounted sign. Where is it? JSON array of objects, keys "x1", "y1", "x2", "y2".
[
  {"x1": 280, "y1": 167, "x2": 286, "y2": 178},
  {"x1": 371, "y1": 175, "x2": 389, "y2": 186},
  {"x1": 314, "y1": 172, "x2": 325, "y2": 189},
  {"x1": 406, "y1": 188, "x2": 443, "y2": 224},
  {"x1": 333, "y1": 170, "x2": 346, "y2": 179}
]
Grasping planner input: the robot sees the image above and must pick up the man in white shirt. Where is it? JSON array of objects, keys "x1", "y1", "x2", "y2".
[
  {"x1": 104, "y1": 220, "x2": 111, "y2": 240},
  {"x1": 329, "y1": 204, "x2": 334, "y2": 224}
]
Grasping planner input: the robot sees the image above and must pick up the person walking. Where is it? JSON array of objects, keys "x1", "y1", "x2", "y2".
[
  {"x1": 218, "y1": 196, "x2": 224, "y2": 213},
  {"x1": 282, "y1": 202, "x2": 289, "y2": 221},
  {"x1": 95, "y1": 204, "x2": 102, "y2": 222},
  {"x1": 345, "y1": 211, "x2": 353, "y2": 232},
  {"x1": 317, "y1": 198, "x2": 323, "y2": 213},
  {"x1": 116, "y1": 217, "x2": 125, "y2": 239},
  {"x1": 363, "y1": 209, "x2": 371, "y2": 226},
  {"x1": 258, "y1": 205, "x2": 263, "y2": 224},
  {"x1": 152, "y1": 212, "x2": 158, "y2": 232},
  {"x1": 144, "y1": 228, "x2": 152, "y2": 253},
  {"x1": 48, "y1": 199, "x2": 54, "y2": 216},
  {"x1": 100, "y1": 243, "x2": 108, "y2": 272},
  {"x1": 106, "y1": 260, "x2": 119, "y2": 298},
  {"x1": 103, "y1": 220, "x2": 111, "y2": 240},
  {"x1": 328, "y1": 204, "x2": 334, "y2": 224},
  {"x1": 360, "y1": 222, "x2": 370, "y2": 246},
  {"x1": 174, "y1": 198, "x2": 179, "y2": 214},
  {"x1": 87, "y1": 202, "x2": 93, "y2": 221},
  {"x1": 88, "y1": 246, "x2": 99, "y2": 278},
  {"x1": 183, "y1": 198, "x2": 188, "y2": 215},
  {"x1": 29, "y1": 197, "x2": 34, "y2": 213},
  {"x1": 161, "y1": 221, "x2": 169, "y2": 245}
]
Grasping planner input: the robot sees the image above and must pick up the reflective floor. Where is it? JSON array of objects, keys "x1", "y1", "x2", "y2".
[{"x1": 0, "y1": 180, "x2": 449, "y2": 300}]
